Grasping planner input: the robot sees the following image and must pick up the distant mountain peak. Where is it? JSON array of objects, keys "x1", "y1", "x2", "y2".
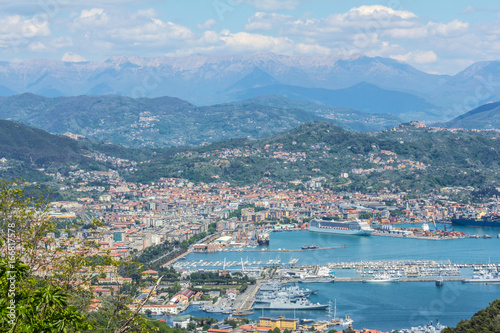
[{"x1": 225, "y1": 67, "x2": 280, "y2": 92}]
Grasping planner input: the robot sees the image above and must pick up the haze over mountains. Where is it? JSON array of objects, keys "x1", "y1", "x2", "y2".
[
  {"x1": 0, "y1": 93, "x2": 401, "y2": 147},
  {"x1": 439, "y1": 102, "x2": 500, "y2": 130},
  {"x1": 1, "y1": 53, "x2": 500, "y2": 122}
]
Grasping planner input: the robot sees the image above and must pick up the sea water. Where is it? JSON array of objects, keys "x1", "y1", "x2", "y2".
[{"x1": 162, "y1": 225, "x2": 500, "y2": 331}]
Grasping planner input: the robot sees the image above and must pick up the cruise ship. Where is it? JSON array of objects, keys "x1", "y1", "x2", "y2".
[{"x1": 308, "y1": 218, "x2": 374, "y2": 236}]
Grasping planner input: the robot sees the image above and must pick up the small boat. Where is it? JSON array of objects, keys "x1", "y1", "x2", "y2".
[
  {"x1": 301, "y1": 319, "x2": 315, "y2": 323},
  {"x1": 435, "y1": 276, "x2": 444, "y2": 286},
  {"x1": 363, "y1": 273, "x2": 400, "y2": 283}
]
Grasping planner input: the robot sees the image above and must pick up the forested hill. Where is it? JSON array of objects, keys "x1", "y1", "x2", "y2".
[
  {"x1": 1, "y1": 119, "x2": 499, "y2": 192},
  {"x1": 442, "y1": 299, "x2": 500, "y2": 332},
  {"x1": 129, "y1": 121, "x2": 500, "y2": 191},
  {"x1": 0, "y1": 93, "x2": 401, "y2": 147},
  {"x1": 0, "y1": 119, "x2": 155, "y2": 181}
]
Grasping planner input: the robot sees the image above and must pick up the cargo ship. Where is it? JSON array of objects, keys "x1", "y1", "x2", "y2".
[
  {"x1": 451, "y1": 214, "x2": 500, "y2": 228},
  {"x1": 308, "y1": 218, "x2": 374, "y2": 236},
  {"x1": 257, "y1": 233, "x2": 269, "y2": 245}
]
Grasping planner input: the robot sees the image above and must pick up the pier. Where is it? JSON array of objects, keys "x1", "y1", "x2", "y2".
[
  {"x1": 233, "y1": 282, "x2": 261, "y2": 313},
  {"x1": 372, "y1": 231, "x2": 461, "y2": 240},
  {"x1": 222, "y1": 245, "x2": 347, "y2": 253},
  {"x1": 332, "y1": 276, "x2": 465, "y2": 282}
]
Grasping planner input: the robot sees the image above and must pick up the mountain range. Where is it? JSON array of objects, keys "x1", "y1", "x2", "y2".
[
  {"x1": 0, "y1": 93, "x2": 402, "y2": 147},
  {"x1": 233, "y1": 81, "x2": 439, "y2": 121},
  {"x1": 1, "y1": 54, "x2": 500, "y2": 121}
]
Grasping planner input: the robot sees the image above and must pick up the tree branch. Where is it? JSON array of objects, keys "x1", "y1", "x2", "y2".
[{"x1": 114, "y1": 275, "x2": 164, "y2": 333}]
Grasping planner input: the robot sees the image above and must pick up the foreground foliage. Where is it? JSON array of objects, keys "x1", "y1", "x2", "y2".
[
  {"x1": 443, "y1": 299, "x2": 500, "y2": 333},
  {"x1": 0, "y1": 179, "x2": 179, "y2": 332}
]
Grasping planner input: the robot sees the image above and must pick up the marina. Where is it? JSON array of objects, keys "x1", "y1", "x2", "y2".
[{"x1": 164, "y1": 224, "x2": 500, "y2": 331}]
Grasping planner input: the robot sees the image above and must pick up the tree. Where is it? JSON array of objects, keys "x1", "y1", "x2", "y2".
[
  {"x1": 273, "y1": 327, "x2": 281, "y2": 333},
  {"x1": 172, "y1": 281, "x2": 182, "y2": 294},
  {"x1": 187, "y1": 322, "x2": 196, "y2": 330},
  {"x1": 0, "y1": 179, "x2": 180, "y2": 333},
  {"x1": 0, "y1": 250, "x2": 92, "y2": 332},
  {"x1": 442, "y1": 299, "x2": 500, "y2": 332}
]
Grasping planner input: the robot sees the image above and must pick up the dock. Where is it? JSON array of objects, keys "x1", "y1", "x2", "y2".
[
  {"x1": 372, "y1": 231, "x2": 462, "y2": 240},
  {"x1": 233, "y1": 282, "x2": 261, "y2": 312},
  {"x1": 220, "y1": 245, "x2": 347, "y2": 253},
  {"x1": 333, "y1": 276, "x2": 465, "y2": 282}
]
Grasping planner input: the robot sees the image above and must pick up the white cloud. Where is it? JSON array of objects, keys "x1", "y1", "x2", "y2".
[
  {"x1": 384, "y1": 20, "x2": 468, "y2": 39},
  {"x1": 0, "y1": 15, "x2": 51, "y2": 39},
  {"x1": 348, "y1": 5, "x2": 417, "y2": 20},
  {"x1": 391, "y1": 50, "x2": 437, "y2": 64},
  {"x1": 295, "y1": 43, "x2": 330, "y2": 55},
  {"x1": 0, "y1": 3, "x2": 495, "y2": 75},
  {"x1": 80, "y1": 8, "x2": 105, "y2": 18},
  {"x1": 245, "y1": 12, "x2": 293, "y2": 31},
  {"x1": 431, "y1": 20, "x2": 469, "y2": 36},
  {"x1": 28, "y1": 41, "x2": 47, "y2": 51},
  {"x1": 52, "y1": 36, "x2": 73, "y2": 48},
  {"x1": 238, "y1": 0, "x2": 301, "y2": 11},
  {"x1": 0, "y1": 15, "x2": 51, "y2": 50},
  {"x1": 197, "y1": 19, "x2": 217, "y2": 30},
  {"x1": 61, "y1": 52, "x2": 86, "y2": 62},
  {"x1": 74, "y1": 8, "x2": 108, "y2": 27},
  {"x1": 109, "y1": 18, "x2": 193, "y2": 44},
  {"x1": 218, "y1": 31, "x2": 294, "y2": 53},
  {"x1": 461, "y1": 6, "x2": 488, "y2": 14}
]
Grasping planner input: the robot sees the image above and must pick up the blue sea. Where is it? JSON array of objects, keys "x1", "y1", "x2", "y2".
[{"x1": 159, "y1": 224, "x2": 500, "y2": 331}]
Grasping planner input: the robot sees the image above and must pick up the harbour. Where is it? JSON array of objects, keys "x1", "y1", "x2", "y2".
[
  {"x1": 155, "y1": 281, "x2": 500, "y2": 332},
  {"x1": 161, "y1": 224, "x2": 500, "y2": 331}
]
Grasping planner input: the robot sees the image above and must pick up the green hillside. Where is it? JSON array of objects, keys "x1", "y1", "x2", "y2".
[
  {"x1": 236, "y1": 95, "x2": 402, "y2": 132},
  {"x1": 0, "y1": 119, "x2": 154, "y2": 181},
  {"x1": 442, "y1": 101, "x2": 500, "y2": 129},
  {"x1": 129, "y1": 122, "x2": 500, "y2": 191},
  {"x1": 1, "y1": 118, "x2": 498, "y2": 193},
  {"x1": 0, "y1": 94, "x2": 401, "y2": 147},
  {"x1": 443, "y1": 299, "x2": 500, "y2": 332}
]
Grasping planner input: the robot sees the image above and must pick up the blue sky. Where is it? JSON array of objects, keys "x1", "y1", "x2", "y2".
[{"x1": 1, "y1": 0, "x2": 499, "y2": 74}]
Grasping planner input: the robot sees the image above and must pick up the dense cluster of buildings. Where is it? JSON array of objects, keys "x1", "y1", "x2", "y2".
[{"x1": 46, "y1": 174, "x2": 497, "y2": 259}]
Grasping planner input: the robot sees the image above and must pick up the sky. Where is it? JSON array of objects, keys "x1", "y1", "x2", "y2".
[{"x1": 1, "y1": 0, "x2": 500, "y2": 74}]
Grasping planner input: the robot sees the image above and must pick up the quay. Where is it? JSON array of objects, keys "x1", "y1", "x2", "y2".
[
  {"x1": 222, "y1": 245, "x2": 346, "y2": 253},
  {"x1": 372, "y1": 231, "x2": 462, "y2": 240},
  {"x1": 162, "y1": 249, "x2": 191, "y2": 267},
  {"x1": 333, "y1": 276, "x2": 465, "y2": 282},
  {"x1": 233, "y1": 282, "x2": 261, "y2": 313}
]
